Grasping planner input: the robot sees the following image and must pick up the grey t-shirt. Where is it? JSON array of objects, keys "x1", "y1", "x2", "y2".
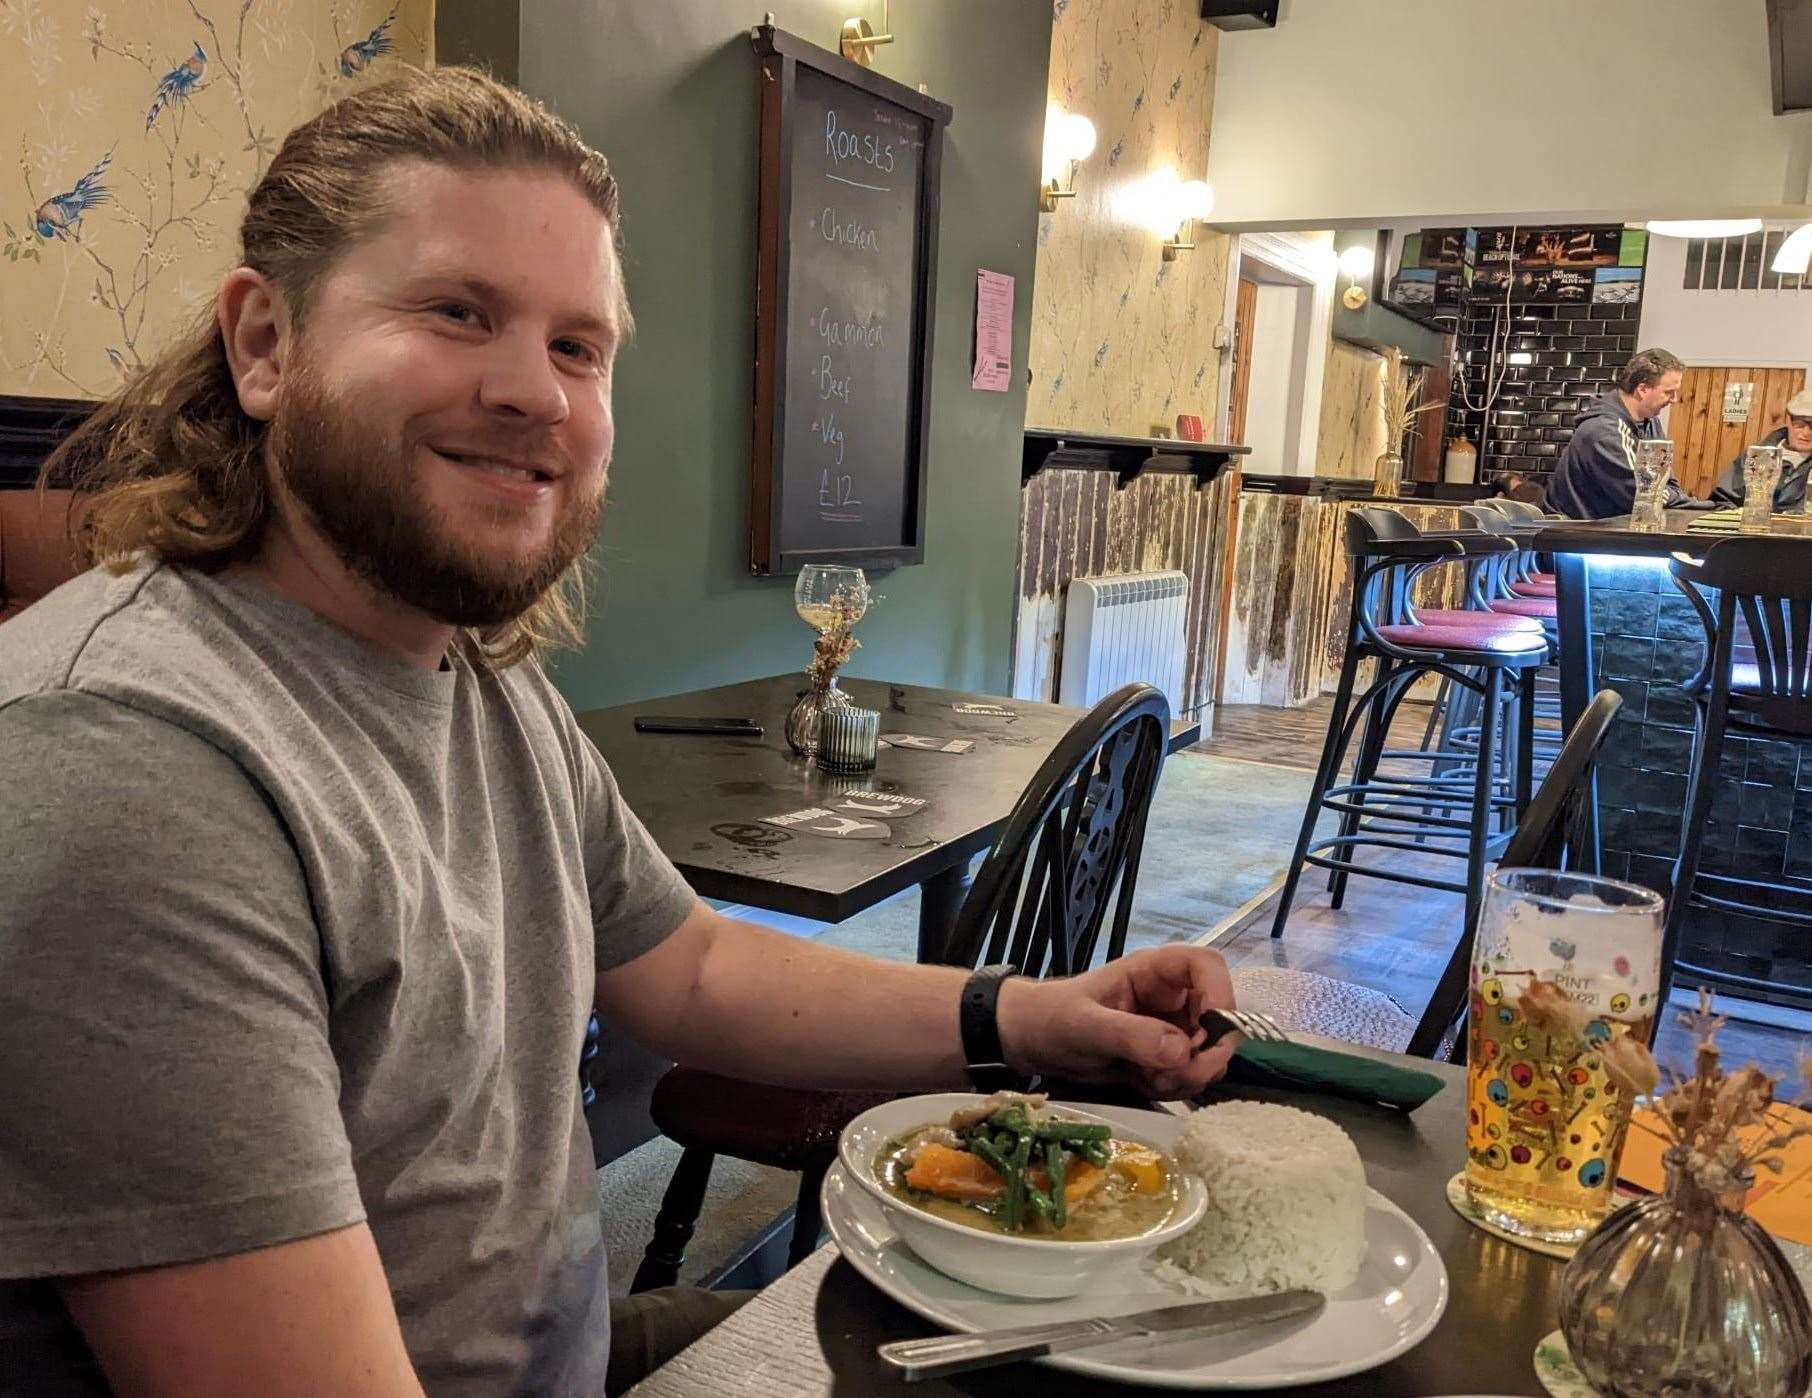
[{"x1": 0, "y1": 559, "x2": 697, "y2": 1394}]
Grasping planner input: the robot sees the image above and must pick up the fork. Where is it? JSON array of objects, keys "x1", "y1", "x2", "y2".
[{"x1": 1198, "y1": 1007, "x2": 1291, "y2": 1052}]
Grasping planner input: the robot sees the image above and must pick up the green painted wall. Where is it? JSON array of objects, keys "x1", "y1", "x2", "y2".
[
  {"x1": 439, "y1": 1, "x2": 1050, "y2": 710},
  {"x1": 433, "y1": 0, "x2": 518, "y2": 82}
]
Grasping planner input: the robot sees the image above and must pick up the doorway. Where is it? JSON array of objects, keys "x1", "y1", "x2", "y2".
[{"x1": 1218, "y1": 233, "x2": 1335, "y2": 477}]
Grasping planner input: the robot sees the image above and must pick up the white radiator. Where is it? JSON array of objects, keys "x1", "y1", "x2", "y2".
[{"x1": 1058, "y1": 570, "x2": 1189, "y2": 716}]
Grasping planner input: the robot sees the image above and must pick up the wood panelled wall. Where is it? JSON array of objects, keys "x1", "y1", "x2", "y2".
[
  {"x1": 1222, "y1": 494, "x2": 1470, "y2": 708},
  {"x1": 1668, "y1": 366, "x2": 1808, "y2": 499},
  {"x1": 1012, "y1": 469, "x2": 1239, "y2": 725}
]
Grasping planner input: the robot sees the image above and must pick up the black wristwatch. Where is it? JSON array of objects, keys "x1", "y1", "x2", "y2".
[{"x1": 960, "y1": 964, "x2": 1029, "y2": 1092}]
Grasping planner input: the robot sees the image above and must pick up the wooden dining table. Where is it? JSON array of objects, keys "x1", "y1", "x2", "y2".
[
  {"x1": 625, "y1": 1051, "x2": 1571, "y2": 1397},
  {"x1": 577, "y1": 673, "x2": 1201, "y2": 963}
]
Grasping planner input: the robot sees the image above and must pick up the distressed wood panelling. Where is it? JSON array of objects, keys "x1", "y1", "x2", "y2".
[{"x1": 1012, "y1": 468, "x2": 1236, "y2": 725}]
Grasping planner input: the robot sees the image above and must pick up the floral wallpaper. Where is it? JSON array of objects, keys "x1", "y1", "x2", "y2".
[
  {"x1": 1316, "y1": 338, "x2": 1387, "y2": 479},
  {"x1": 0, "y1": 0, "x2": 432, "y2": 399},
  {"x1": 1027, "y1": 0, "x2": 1229, "y2": 436}
]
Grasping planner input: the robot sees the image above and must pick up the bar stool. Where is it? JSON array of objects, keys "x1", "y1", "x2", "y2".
[
  {"x1": 1660, "y1": 537, "x2": 1812, "y2": 1010},
  {"x1": 1271, "y1": 508, "x2": 1545, "y2": 940}
]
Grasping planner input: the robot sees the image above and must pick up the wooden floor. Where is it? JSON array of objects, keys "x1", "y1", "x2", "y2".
[{"x1": 1197, "y1": 695, "x2": 1438, "y2": 771}]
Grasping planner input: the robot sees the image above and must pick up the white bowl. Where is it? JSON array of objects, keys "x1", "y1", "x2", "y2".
[{"x1": 836, "y1": 1093, "x2": 1208, "y2": 1300}]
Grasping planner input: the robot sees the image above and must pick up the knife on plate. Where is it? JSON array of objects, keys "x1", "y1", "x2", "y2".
[{"x1": 875, "y1": 1289, "x2": 1323, "y2": 1381}]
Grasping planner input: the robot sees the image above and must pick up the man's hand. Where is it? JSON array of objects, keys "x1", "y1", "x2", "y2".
[{"x1": 993, "y1": 944, "x2": 1237, "y2": 1099}]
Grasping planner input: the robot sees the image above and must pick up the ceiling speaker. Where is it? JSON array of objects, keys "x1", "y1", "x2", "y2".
[{"x1": 1201, "y1": 0, "x2": 1279, "y2": 30}]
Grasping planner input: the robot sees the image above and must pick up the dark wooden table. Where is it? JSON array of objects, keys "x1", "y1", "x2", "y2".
[
  {"x1": 577, "y1": 674, "x2": 1200, "y2": 962},
  {"x1": 627, "y1": 1054, "x2": 1567, "y2": 1396}
]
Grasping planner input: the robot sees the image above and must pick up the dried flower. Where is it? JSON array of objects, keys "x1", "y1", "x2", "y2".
[
  {"x1": 1600, "y1": 1034, "x2": 1660, "y2": 1098},
  {"x1": 1380, "y1": 348, "x2": 1440, "y2": 458},
  {"x1": 1521, "y1": 978, "x2": 1592, "y2": 1037}
]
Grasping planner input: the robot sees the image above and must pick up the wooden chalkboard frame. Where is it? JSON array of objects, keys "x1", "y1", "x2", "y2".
[{"x1": 749, "y1": 25, "x2": 952, "y2": 576}]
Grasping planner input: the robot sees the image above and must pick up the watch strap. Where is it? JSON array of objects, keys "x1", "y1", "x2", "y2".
[{"x1": 960, "y1": 964, "x2": 1023, "y2": 1092}]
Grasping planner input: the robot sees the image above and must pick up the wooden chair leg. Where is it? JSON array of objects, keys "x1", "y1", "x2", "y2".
[
  {"x1": 631, "y1": 1146, "x2": 716, "y2": 1294},
  {"x1": 788, "y1": 1156, "x2": 834, "y2": 1267}
]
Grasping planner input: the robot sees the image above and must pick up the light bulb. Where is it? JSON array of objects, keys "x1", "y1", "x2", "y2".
[
  {"x1": 1338, "y1": 243, "x2": 1375, "y2": 280},
  {"x1": 1177, "y1": 179, "x2": 1214, "y2": 220},
  {"x1": 1061, "y1": 113, "x2": 1097, "y2": 163}
]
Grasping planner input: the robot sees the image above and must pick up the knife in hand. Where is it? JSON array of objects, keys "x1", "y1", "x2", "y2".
[{"x1": 875, "y1": 1289, "x2": 1323, "y2": 1381}]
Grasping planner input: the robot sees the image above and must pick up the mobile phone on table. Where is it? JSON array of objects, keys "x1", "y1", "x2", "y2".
[{"x1": 633, "y1": 716, "x2": 764, "y2": 736}]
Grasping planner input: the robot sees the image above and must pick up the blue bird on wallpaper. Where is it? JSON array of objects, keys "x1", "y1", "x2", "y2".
[
  {"x1": 339, "y1": 9, "x2": 397, "y2": 76},
  {"x1": 32, "y1": 152, "x2": 111, "y2": 240},
  {"x1": 146, "y1": 43, "x2": 206, "y2": 131}
]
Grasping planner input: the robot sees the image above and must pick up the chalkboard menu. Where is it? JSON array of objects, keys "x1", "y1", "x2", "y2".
[{"x1": 749, "y1": 25, "x2": 952, "y2": 575}]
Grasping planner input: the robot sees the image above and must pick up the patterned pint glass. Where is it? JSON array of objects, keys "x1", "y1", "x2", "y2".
[
  {"x1": 1464, "y1": 869, "x2": 1664, "y2": 1245},
  {"x1": 1631, "y1": 440, "x2": 1673, "y2": 531},
  {"x1": 1742, "y1": 444, "x2": 1783, "y2": 532}
]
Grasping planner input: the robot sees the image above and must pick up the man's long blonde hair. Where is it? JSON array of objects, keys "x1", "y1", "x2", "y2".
[{"x1": 43, "y1": 65, "x2": 624, "y2": 672}]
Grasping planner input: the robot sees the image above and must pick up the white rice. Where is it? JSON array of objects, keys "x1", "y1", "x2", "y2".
[{"x1": 1148, "y1": 1101, "x2": 1367, "y2": 1298}]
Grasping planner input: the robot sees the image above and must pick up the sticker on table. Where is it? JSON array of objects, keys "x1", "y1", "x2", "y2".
[
  {"x1": 827, "y1": 793, "x2": 928, "y2": 820},
  {"x1": 880, "y1": 734, "x2": 974, "y2": 754},
  {"x1": 758, "y1": 807, "x2": 892, "y2": 840},
  {"x1": 952, "y1": 703, "x2": 1016, "y2": 718}
]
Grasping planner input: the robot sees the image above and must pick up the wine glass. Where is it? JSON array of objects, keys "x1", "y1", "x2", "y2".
[{"x1": 794, "y1": 564, "x2": 870, "y2": 634}]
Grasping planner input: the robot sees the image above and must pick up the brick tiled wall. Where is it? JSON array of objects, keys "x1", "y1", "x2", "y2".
[
  {"x1": 1585, "y1": 555, "x2": 1812, "y2": 994},
  {"x1": 1453, "y1": 301, "x2": 1643, "y2": 489}
]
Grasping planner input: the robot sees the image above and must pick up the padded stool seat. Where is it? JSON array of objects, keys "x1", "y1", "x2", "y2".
[
  {"x1": 1376, "y1": 623, "x2": 1548, "y2": 655},
  {"x1": 1413, "y1": 608, "x2": 1542, "y2": 633},
  {"x1": 1509, "y1": 579, "x2": 1557, "y2": 598},
  {"x1": 1489, "y1": 596, "x2": 1559, "y2": 620},
  {"x1": 650, "y1": 1068, "x2": 892, "y2": 1171},
  {"x1": 1530, "y1": 571, "x2": 1556, "y2": 584},
  {"x1": 1229, "y1": 966, "x2": 1414, "y2": 1053}
]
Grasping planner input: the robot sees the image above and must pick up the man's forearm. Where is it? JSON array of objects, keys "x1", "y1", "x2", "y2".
[{"x1": 601, "y1": 907, "x2": 979, "y2": 1089}]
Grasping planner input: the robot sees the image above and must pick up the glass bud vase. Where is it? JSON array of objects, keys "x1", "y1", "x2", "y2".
[
  {"x1": 1558, "y1": 1147, "x2": 1812, "y2": 1398},
  {"x1": 1371, "y1": 451, "x2": 1404, "y2": 498},
  {"x1": 784, "y1": 678, "x2": 850, "y2": 759}
]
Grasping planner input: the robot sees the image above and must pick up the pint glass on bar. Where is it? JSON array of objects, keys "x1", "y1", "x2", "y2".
[
  {"x1": 1631, "y1": 440, "x2": 1673, "y2": 531},
  {"x1": 1463, "y1": 869, "x2": 1664, "y2": 1245},
  {"x1": 1741, "y1": 444, "x2": 1783, "y2": 532}
]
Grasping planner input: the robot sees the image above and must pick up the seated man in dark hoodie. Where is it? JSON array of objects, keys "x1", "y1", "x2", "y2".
[
  {"x1": 1709, "y1": 388, "x2": 1812, "y2": 510},
  {"x1": 1546, "y1": 348, "x2": 1690, "y2": 518}
]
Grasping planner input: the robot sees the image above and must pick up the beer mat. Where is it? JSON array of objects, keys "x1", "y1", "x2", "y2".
[
  {"x1": 1219, "y1": 1038, "x2": 1445, "y2": 1112},
  {"x1": 756, "y1": 807, "x2": 891, "y2": 840},
  {"x1": 1533, "y1": 1330, "x2": 1601, "y2": 1398},
  {"x1": 825, "y1": 793, "x2": 927, "y2": 820},
  {"x1": 951, "y1": 702, "x2": 1016, "y2": 717},
  {"x1": 1684, "y1": 507, "x2": 1744, "y2": 532},
  {"x1": 1445, "y1": 1172, "x2": 1588, "y2": 1260},
  {"x1": 879, "y1": 734, "x2": 974, "y2": 754},
  {"x1": 1618, "y1": 1103, "x2": 1812, "y2": 1247}
]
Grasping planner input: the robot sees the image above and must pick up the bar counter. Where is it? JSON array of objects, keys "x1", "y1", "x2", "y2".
[{"x1": 1536, "y1": 511, "x2": 1812, "y2": 1006}]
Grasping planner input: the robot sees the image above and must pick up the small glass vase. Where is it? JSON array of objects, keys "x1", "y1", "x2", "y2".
[
  {"x1": 1558, "y1": 1146, "x2": 1812, "y2": 1398},
  {"x1": 1372, "y1": 451, "x2": 1404, "y2": 497},
  {"x1": 784, "y1": 677, "x2": 851, "y2": 759}
]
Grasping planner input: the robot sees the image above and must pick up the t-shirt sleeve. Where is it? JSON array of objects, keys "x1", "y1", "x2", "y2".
[
  {"x1": 575, "y1": 735, "x2": 698, "y2": 971},
  {"x1": 0, "y1": 692, "x2": 365, "y2": 1279}
]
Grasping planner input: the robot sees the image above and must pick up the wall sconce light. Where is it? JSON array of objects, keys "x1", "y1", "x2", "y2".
[
  {"x1": 839, "y1": 0, "x2": 893, "y2": 66},
  {"x1": 1338, "y1": 243, "x2": 1375, "y2": 309},
  {"x1": 1039, "y1": 107, "x2": 1097, "y2": 212},
  {"x1": 1160, "y1": 180, "x2": 1215, "y2": 259}
]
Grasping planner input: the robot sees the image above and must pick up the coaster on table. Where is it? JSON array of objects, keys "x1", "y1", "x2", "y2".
[
  {"x1": 880, "y1": 734, "x2": 974, "y2": 754},
  {"x1": 825, "y1": 793, "x2": 927, "y2": 820},
  {"x1": 952, "y1": 702, "x2": 1015, "y2": 717},
  {"x1": 1534, "y1": 1330, "x2": 1602, "y2": 1398},
  {"x1": 757, "y1": 807, "x2": 892, "y2": 840}
]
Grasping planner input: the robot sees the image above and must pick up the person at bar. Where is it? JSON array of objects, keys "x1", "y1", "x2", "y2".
[
  {"x1": 1708, "y1": 388, "x2": 1812, "y2": 509},
  {"x1": 1545, "y1": 348, "x2": 1690, "y2": 519},
  {"x1": 0, "y1": 69, "x2": 1239, "y2": 1398}
]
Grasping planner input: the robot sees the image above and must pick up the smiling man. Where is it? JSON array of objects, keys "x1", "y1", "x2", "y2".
[{"x1": 0, "y1": 68, "x2": 1237, "y2": 1397}]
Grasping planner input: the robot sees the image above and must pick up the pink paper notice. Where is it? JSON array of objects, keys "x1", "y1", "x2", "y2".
[{"x1": 971, "y1": 269, "x2": 1014, "y2": 392}]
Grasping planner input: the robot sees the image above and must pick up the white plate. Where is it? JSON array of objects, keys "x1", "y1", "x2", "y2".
[{"x1": 822, "y1": 1103, "x2": 1449, "y2": 1390}]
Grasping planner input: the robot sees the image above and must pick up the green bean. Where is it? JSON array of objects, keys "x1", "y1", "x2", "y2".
[
  {"x1": 988, "y1": 1106, "x2": 1033, "y2": 1137},
  {"x1": 1079, "y1": 1140, "x2": 1110, "y2": 1169},
  {"x1": 1001, "y1": 1133, "x2": 1033, "y2": 1231},
  {"x1": 1034, "y1": 1121, "x2": 1112, "y2": 1144},
  {"x1": 968, "y1": 1134, "x2": 1013, "y2": 1185},
  {"x1": 1044, "y1": 1139, "x2": 1068, "y2": 1229}
]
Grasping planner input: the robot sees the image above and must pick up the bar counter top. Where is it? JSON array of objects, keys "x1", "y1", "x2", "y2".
[{"x1": 1536, "y1": 509, "x2": 1812, "y2": 557}]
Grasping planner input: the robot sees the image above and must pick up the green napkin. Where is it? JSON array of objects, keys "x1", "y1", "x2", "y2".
[{"x1": 1221, "y1": 1037, "x2": 1446, "y2": 1112}]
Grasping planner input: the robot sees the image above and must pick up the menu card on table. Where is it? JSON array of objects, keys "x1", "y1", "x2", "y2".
[{"x1": 1619, "y1": 1103, "x2": 1812, "y2": 1246}]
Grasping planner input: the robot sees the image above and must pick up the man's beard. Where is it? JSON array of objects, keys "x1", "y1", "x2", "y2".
[{"x1": 266, "y1": 366, "x2": 603, "y2": 629}]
